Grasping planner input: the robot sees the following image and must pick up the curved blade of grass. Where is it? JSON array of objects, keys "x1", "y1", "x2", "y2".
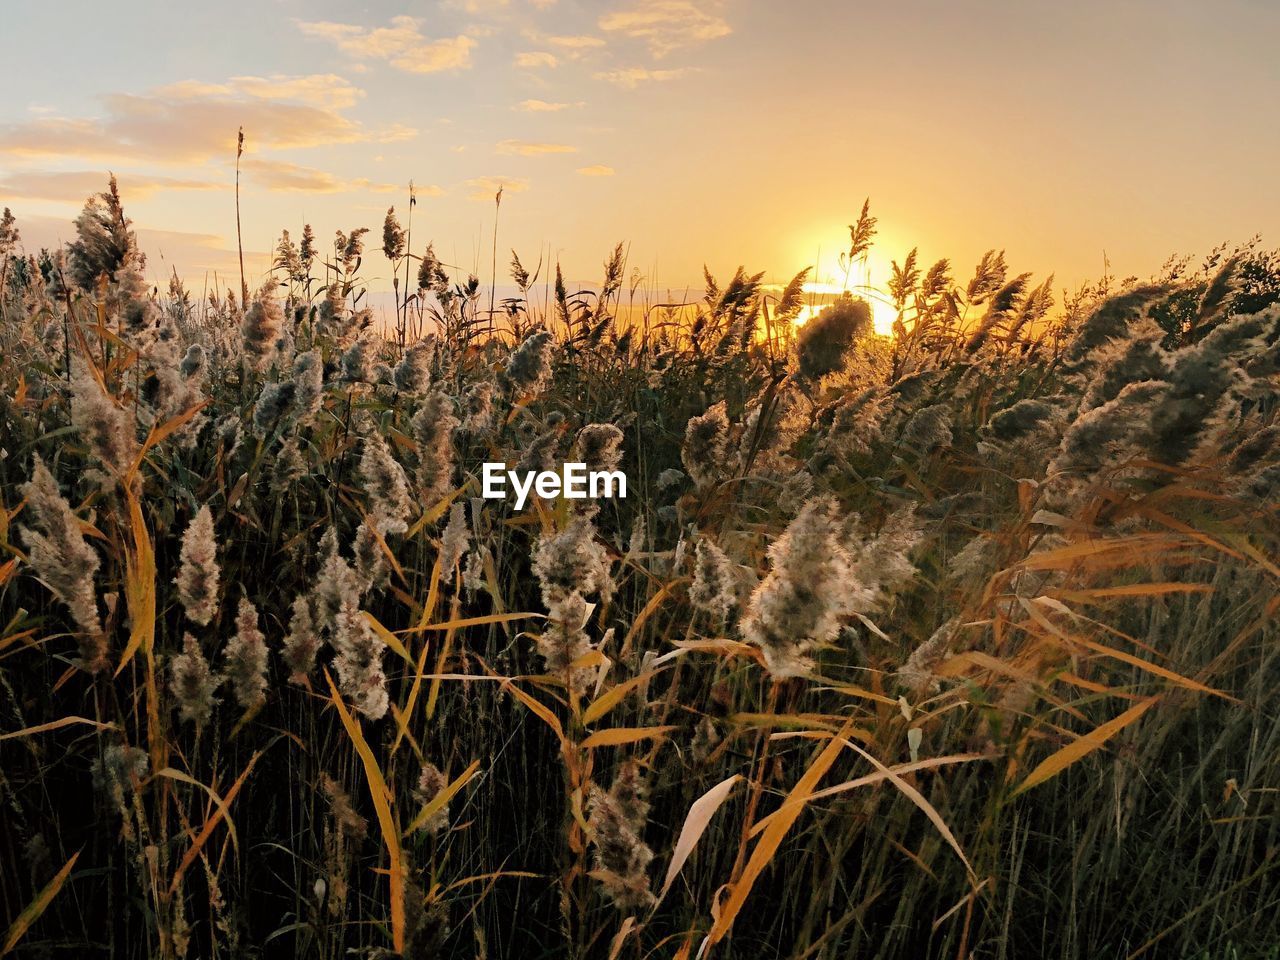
[
  {"x1": 156, "y1": 767, "x2": 240, "y2": 857},
  {"x1": 748, "y1": 754, "x2": 988, "y2": 838},
  {"x1": 2, "y1": 849, "x2": 79, "y2": 956},
  {"x1": 580, "y1": 725, "x2": 675, "y2": 749},
  {"x1": 1013, "y1": 696, "x2": 1158, "y2": 796},
  {"x1": 404, "y1": 611, "x2": 542, "y2": 633},
  {"x1": 361, "y1": 610, "x2": 415, "y2": 669},
  {"x1": 403, "y1": 759, "x2": 480, "y2": 838},
  {"x1": 500, "y1": 678, "x2": 565, "y2": 745},
  {"x1": 706, "y1": 722, "x2": 852, "y2": 946},
  {"x1": 168, "y1": 746, "x2": 265, "y2": 896},
  {"x1": 0, "y1": 716, "x2": 115, "y2": 741},
  {"x1": 583, "y1": 665, "x2": 668, "y2": 725},
  {"x1": 655, "y1": 774, "x2": 742, "y2": 909},
  {"x1": 324, "y1": 668, "x2": 405, "y2": 953}
]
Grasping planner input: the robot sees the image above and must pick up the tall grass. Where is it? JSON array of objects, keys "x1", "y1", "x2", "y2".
[{"x1": 0, "y1": 183, "x2": 1278, "y2": 959}]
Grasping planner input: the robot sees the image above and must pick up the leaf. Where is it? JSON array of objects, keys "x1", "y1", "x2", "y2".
[
  {"x1": 406, "y1": 483, "x2": 466, "y2": 540},
  {"x1": 169, "y1": 748, "x2": 265, "y2": 896},
  {"x1": 0, "y1": 716, "x2": 115, "y2": 741},
  {"x1": 580, "y1": 725, "x2": 675, "y2": 749},
  {"x1": 395, "y1": 554, "x2": 444, "y2": 752},
  {"x1": 324, "y1": 669, "x2": 405, "y2": 953},
  {"x1": 706, "y1": 722, "x2": 852, "y2": 946},
  {"x1": 361, "y1": 610, "x2": 415, "y2": 668},
  {"x1": 115, "y1": 486, "x2": 156, "y2": 678},
  {"x1": 2, "y1": 849, "x2": 80, "y2": 955},
  {"x1": 155, "y1": 768, "x2": 240, "y2": 857},
  {"x1": 654, "y1": 775, "x2": 742, "y2": 909},
  {"x1": 836, "y1": 738, "x2": 977, "y2": 884},
  {"x1": 403, "y1": 759, "x2": 480, "y2": 838},
  {"x1": 1013, "y1": 696, "x2": 1159, "y2": 796},
  {"x1": 405, "y1": 611, "x2": 542, "y2": 633},
  {"x1": 583, "y1": 666, "x2": 668, "y2": 725},
  {"x1": 127, "y1": 400, "x2": 208, "y2": 480},
  {"x1": 748, "y1": 754, "x2": 989, "y2": 837},
  {"x1": 618, "y1": 578, "x2": 685, "y2": 658},
  {"x1": 607, "y1": 917, "x2": 636, "y2": 960},
  {"x1": 500, "y1": 678, "x2": 565, "y2": 746}
]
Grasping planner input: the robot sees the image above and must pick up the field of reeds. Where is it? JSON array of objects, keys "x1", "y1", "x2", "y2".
[{"x1": 0, "y1": 182, "x2": 1278, "y2": 959}]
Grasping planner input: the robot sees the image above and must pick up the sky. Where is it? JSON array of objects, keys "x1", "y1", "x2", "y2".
[{"x1": 2, "y1": 0, "x2": 1278, "y2": 317}]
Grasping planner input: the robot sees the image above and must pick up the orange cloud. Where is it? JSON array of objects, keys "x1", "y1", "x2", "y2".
[
  {"x1": 516, "y1": 99, "x2": 583, "y2": 112},
  {"x1": 497, "y1": 140, "x2": 578, "y2": 156},
  {"x1": 465, "y1": 176, "x2": 530, "y2": 200},
  {"x1": 0, "y1": 170, "x2": 225, "y2": 204},
  {"x1": 239, "y1": 158, "x2": 418, "y2": 194},
  {"x1": 297, "y1": 16, "x2": 475, "y2": 73},
  {"x1": 576, "y1": 165, "x2": 615, "y2": 177},
  {"x1": 599, "y1": 0, "x2": 730, "y2": 57},
  {"x1": 515, "y1": 51, "x2": 559, "y2": 68},
  {"x1": 548, "y1": 34, "x2": 606, "y2": 49},
  {"x1": 0, "y1": 77, "x2": 408, "y2": 166},
  {"x1": 594, "y1": 66, "x2": 693, "y2": 88}
]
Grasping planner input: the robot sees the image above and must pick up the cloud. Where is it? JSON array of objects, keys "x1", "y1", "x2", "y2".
[
  {"x1": 516, "y1": 99, "x2": 582, "y2": 112},
  {"x1": 155, "y1": 74, "x2": 362, "y2": 110},
  {"x1": 594, "y1": 66, "x2": 693, "y2": 88},
  {"x1": 0, "y1": 77, "x2": 405, "y2": 166},
  {"x1": 598, "y1": 0, "x2": 730, "y2": 57},
  {"x1": 464, "y1": 176, "x2": 530, "y2": 200},
  {"x1": 547, "y1": 34, "x2": 606, "y2": 50},
  {"x1": 515, "y1": 51, "x2": 559, "y2": 68},
  {"x1": 576, "y1": 165, "x2": 615, "y2": 177},
  {"x1": 0, "y1": 170, "x2": 225, "y2": 204},
  {"x1": 446, "y1": 0, "x2": 509, "y2": 11},
  {"x1": 497, "y1": 139, "x2": 578, "y2": 157},
  {"x1": 239, "y1": 158, "x2": 405, "y2": 194},
  {"x1": 298, "y1": 16, "x2": 475, "y2": 73}
]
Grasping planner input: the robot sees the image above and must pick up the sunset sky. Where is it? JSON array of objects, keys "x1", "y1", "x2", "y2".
[{"x1": 2, "y1": 0, "x2": 1278, "y2": 308}]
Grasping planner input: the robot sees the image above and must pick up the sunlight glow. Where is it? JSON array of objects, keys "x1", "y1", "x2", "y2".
[{"x1": 793, "y1": 281, "x2": 897, "y2": 337}]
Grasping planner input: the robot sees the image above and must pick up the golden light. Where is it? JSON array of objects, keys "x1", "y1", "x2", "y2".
[{"x1": 794, "y1": 283, "x2": 898, "y2": 337}]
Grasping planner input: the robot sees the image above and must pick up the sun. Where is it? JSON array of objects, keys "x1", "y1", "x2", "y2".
[
  {"x1": 793, "y1": 285, "x2": 898, "y2": 337},
  {"x1": 783, "y1": 241, "x2": 901, "y2": 336}
]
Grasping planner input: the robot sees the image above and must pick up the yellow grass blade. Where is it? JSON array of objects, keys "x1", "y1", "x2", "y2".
[
  {"x1": 361, "y1": 610, "x2": 415, "y2": 668},
  {"x1": 169, "y1": 748, "x2": 264, "y2": 896},
  {"x1": 324, "y1": 668, "x2": 405, "y2": 953},
  {"x1": 706, "y1": 722, "x2": 852, "y2": 946},
  {"x1": 655, "y1": 774, "x2": 742, "y2": 909},
  {"x1": 618, "y1": 577, "x2": 686, "y2": 658},
  {"x1": 1058, "y1": 583, "x2": 1214, "y2": 600},
  {"x1": 836, "y1": 737, "x2": 977, "y2": 884},
  {"x1": 403, "y1": 759, "x2": 480, "y2": 837},
  {"x1": 748, "y1": 754, "x2": 989, "y2": 838},
  {"x1": 395, "y1": 554, "x2": 445, "y2": 752},
  {"x1": 126, "y1": 400, "x2": 208, "y2": 480},
  {"x1": 0, "y1": 716, "x2": 115, "y2": 741},
  {"x1": 1013, "y1": 696, "x2": 1159, "y2": 796},
  {"x1": 607, "y1": 916, "x2": 637, "y2": 960},
  {"x1": 2, "y1": 849, "x2": 79, "y2": 956},
  {"x1": 583, "y1": 666, "x2": 667, "y2": 725},
  {"x1": 405, "y1": 611, "x2": 542, "y2": 633},
  {"x1": 580, "y1": 725, "x2": 675, "y2": 749},
  {"x1": 425, "y1": 603, "x2": 460, "y2": 722},
  {"x1": 1017, "y1": 535, "x2": 1181, "y2": 571},
  {"x1": 1036, "y1": 622, "x2": 1234, "y2": 701},
  {"x1": 115, "y1": 485, "x2": 156, "y2": 677},
  {"x1": 405, "y1": 483, "x2": 466, "y2": 540},
  {"x1": 501, "y1": 679, "x2": 566, "y2": 746},
  {"x1": 155, "y1": 767, "x2": 240, "y2": 857}
]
